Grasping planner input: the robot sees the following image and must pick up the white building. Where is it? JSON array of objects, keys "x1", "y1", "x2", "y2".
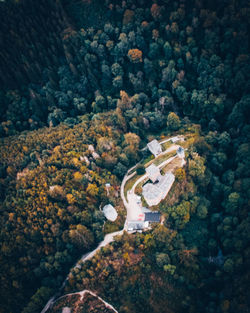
[
  {"x1": 147, "y1": 139, "x2": 162, "y2": 157},
  {"x1": 62, "y1": 308, "x2": 71, "y2": 313},
  {"x1": 102, "y1": 204, "x2": 118, "y2": 221},
  {"x1": 142, "y1": 172, "x2": 175, "y2": 206},
  {"x1": 146, "y1": 164, "x2": 161, "y2": 183},
  {"x1": 88, "y1": 145, "x2": 95, "y2": 152},
  {"x1": 127, "y1": 221, "x2": 146, "y2": 231}
]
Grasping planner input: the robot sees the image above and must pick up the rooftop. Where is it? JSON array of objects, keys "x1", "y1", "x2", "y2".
[
  {"x1": 88, "y1": 144, "x2": 95, "y2": 152},
  {"x1": 102, "y1": 204, "x2": 118, "y2": 222},
  {"x1": 127, "y1": 221, "x2": 145, "y2": 230},
  {"x1": 157, "y1": 172, "x2": 175, "y2": 193},
  {"x1": 142, "y1": 183, "x2": 160, "y2": 200},
  {"x1": 146, "y1": 163, "x2": 161, "y2": 183},
  {"x1": 147, "y1": 139, "x2": 162, "y2": 157},
  {"x1": 144, "y1": 212, "x2": 161, "y2": 222},
  {"x1": 142, "y1": 172, "x2": 175, "y2": 206}
]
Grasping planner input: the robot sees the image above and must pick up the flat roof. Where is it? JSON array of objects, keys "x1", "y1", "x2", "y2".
[
  {"x1": 144, "y1": 212, "x2": 161, "y2": 222},
  {"x1": 147, "y1": 139, "x2": 162, "y2": 155},
  {"x1": 142, "y1": 183, "x2": 160, "y2": 199},
  {"x1": 146, "y1": 163, "x2": 160, "y2": 176},
  {"x1": 142, "y1": 172, "x2": 175, "y2": 202},
  {"x1": 127, "y1": 221, "x2": 145, "y2": 230},
  {"x1": 103, "y1": 204, "x2": 118, "y2": 221},
  {"x1": 157, "y1": 173, "x2": 175, "y2": 192}
]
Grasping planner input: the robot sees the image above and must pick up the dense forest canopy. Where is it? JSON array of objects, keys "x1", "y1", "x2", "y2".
[{"x1": 0, "y1": 0, "x2": 249, "y2": 312}]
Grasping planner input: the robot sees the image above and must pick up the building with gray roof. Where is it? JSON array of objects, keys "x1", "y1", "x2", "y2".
[
  {"x1": 144, "y1": 212, "x2": 161, "y2": 222},
  {"x1": 146, "y1": 163, "x2": 161, "y2": 183},
  {"x1": 147, "y1": 139, "x2": 162, "y2": 157},
  {"x1": 142, "y1": 172, "x2": 175, "y2": 206}
]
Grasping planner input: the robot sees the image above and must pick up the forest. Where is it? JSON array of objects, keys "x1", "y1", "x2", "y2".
[{"x1": 0, "y1": 0, "x2": 249, "y2": 312}]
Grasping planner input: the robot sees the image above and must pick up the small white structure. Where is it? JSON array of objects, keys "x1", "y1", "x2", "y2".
[
  {"x1": 127, "y1": 221, "x2": 146, "y2": 231},
  {"x1": 88, "y1": 145, "x2": 95, "y2": 152},
  {"x1": 147, "y1": 139, "x2": 162, "y2": 157},
  {"x1": 105, "y1": 183, "x2": 111, "y2": 196},
  {"x1": 142, "y1": 172, "x2": 175, "y2": 206},
  {"x1": 102, "y1": 204, "x2": 118, "y2": 222},
  {"x1": 177, "y1": 146, "x2": 185, "y2": 158},
  {"x1": 62, "y1": 308, "x2": 71, "y2": 313},
  {"x1": 49, "y1": 185, "x2": 57, "y2": 192},
  {"x1": 88, "y1": 144, "x2": 100, "y2": 160},
  {"x1": 146, "y1": 164, "x2": 161, "y2": 183}
]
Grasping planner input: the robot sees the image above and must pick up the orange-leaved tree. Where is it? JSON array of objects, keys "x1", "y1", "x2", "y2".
[{"x1": 127, "y1": 49, "x2": 142, "y2": 63}]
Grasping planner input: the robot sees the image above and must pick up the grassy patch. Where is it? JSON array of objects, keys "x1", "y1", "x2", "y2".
[
  {"x1": 152, "y1": 151, "x2": 176, "y2": 167},
  {"x1": 124, "y1": 173, "x2": 138, "y2": 200},
  {"x1": 142, "y1": 154, "x2": 154, "y2": 166},
  {"x1": 134, "y1": 177, "x2": 149, "y2": 195},
  {"x1": 161, "y1": 157, "x2": 183, "y2": 174},
  {"x1": 161, "y1": 141, "x2": 172, "y2": 151},
  {"x1": 103, "y1": 221, "x2": 120, "y2": 234}
]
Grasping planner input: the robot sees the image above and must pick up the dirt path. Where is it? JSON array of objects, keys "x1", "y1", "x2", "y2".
[{"x1": 51, "y1": 290, "x2": 118, "y2": 313}]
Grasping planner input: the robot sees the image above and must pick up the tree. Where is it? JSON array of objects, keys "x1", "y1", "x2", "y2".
[
  {"x1": 151, "y1": 4, "x2": 163, "y2": 21},
  {"x1": 21, "y1": 287, "x2": 53, "y2": 313},
  {"x1": 123, "y1": 9, "x2": 134, "y2": 25},
  {"x1": 225, "y1": 192, "x2": 240, "y2": 212},
  {"x1": 127, "y1": 49, "x2": 143, "y2": 63},
  {"x1": 113, "y1": 75, "x2": 123, "y2": 89},
  {"x1": 167, "y1": 112, "x2": 181, "y2": 131},
  {"x1": 196, "y1": 205, "x2": 208, "y2": 219},
  {"x1": 69, "y1": 224, "x2": 94, "y2": 250},
  {"x1": 175, "y1": 168, "x2": 186, "y2": 182},
  {"x1": 124, "y1": 133, "x2": 141, "y2": 163},
  {"x1": 163, "y1": 42, "x2": 172, "y2": 60},
  {"x1": 136, "y1": 164, "x2": 145, "y2": 175},
  {"x1": 188, "y1": 153, "x2": 206, "y2": 180},
  {"x1": 156, "y1": 252, "x2": 170, "y2": 268},
  {"x1": 223, "y1": 258, "x2": 234, "y2": 273},
  {"x1": 163, "y1": 264, "x2": 176, "y2": 275},
  {"x1": 114, "y1": 162, "x2": 127, "y2": 178},
  {"x1": 111, "y1": 63, "x2": 124, "y2": 76},
  {"x1": 86, "y1": 183, "x2": 99, "y2": 197}
]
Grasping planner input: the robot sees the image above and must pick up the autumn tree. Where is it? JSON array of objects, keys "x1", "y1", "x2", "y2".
[
  {"x1": 167, "y1": 112, "x2": 181, "y2": 130},
  {"x1": 127, "y1": 49, "x2": 143, "y2": 63}
]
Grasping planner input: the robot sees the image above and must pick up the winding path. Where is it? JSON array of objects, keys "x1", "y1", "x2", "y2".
[
  {"x1": 41, "y1": 135, "x2": 184, "y2": 313},
  {"x1": 41, "y1": 228, "x2": 126, "y2": 313}
]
